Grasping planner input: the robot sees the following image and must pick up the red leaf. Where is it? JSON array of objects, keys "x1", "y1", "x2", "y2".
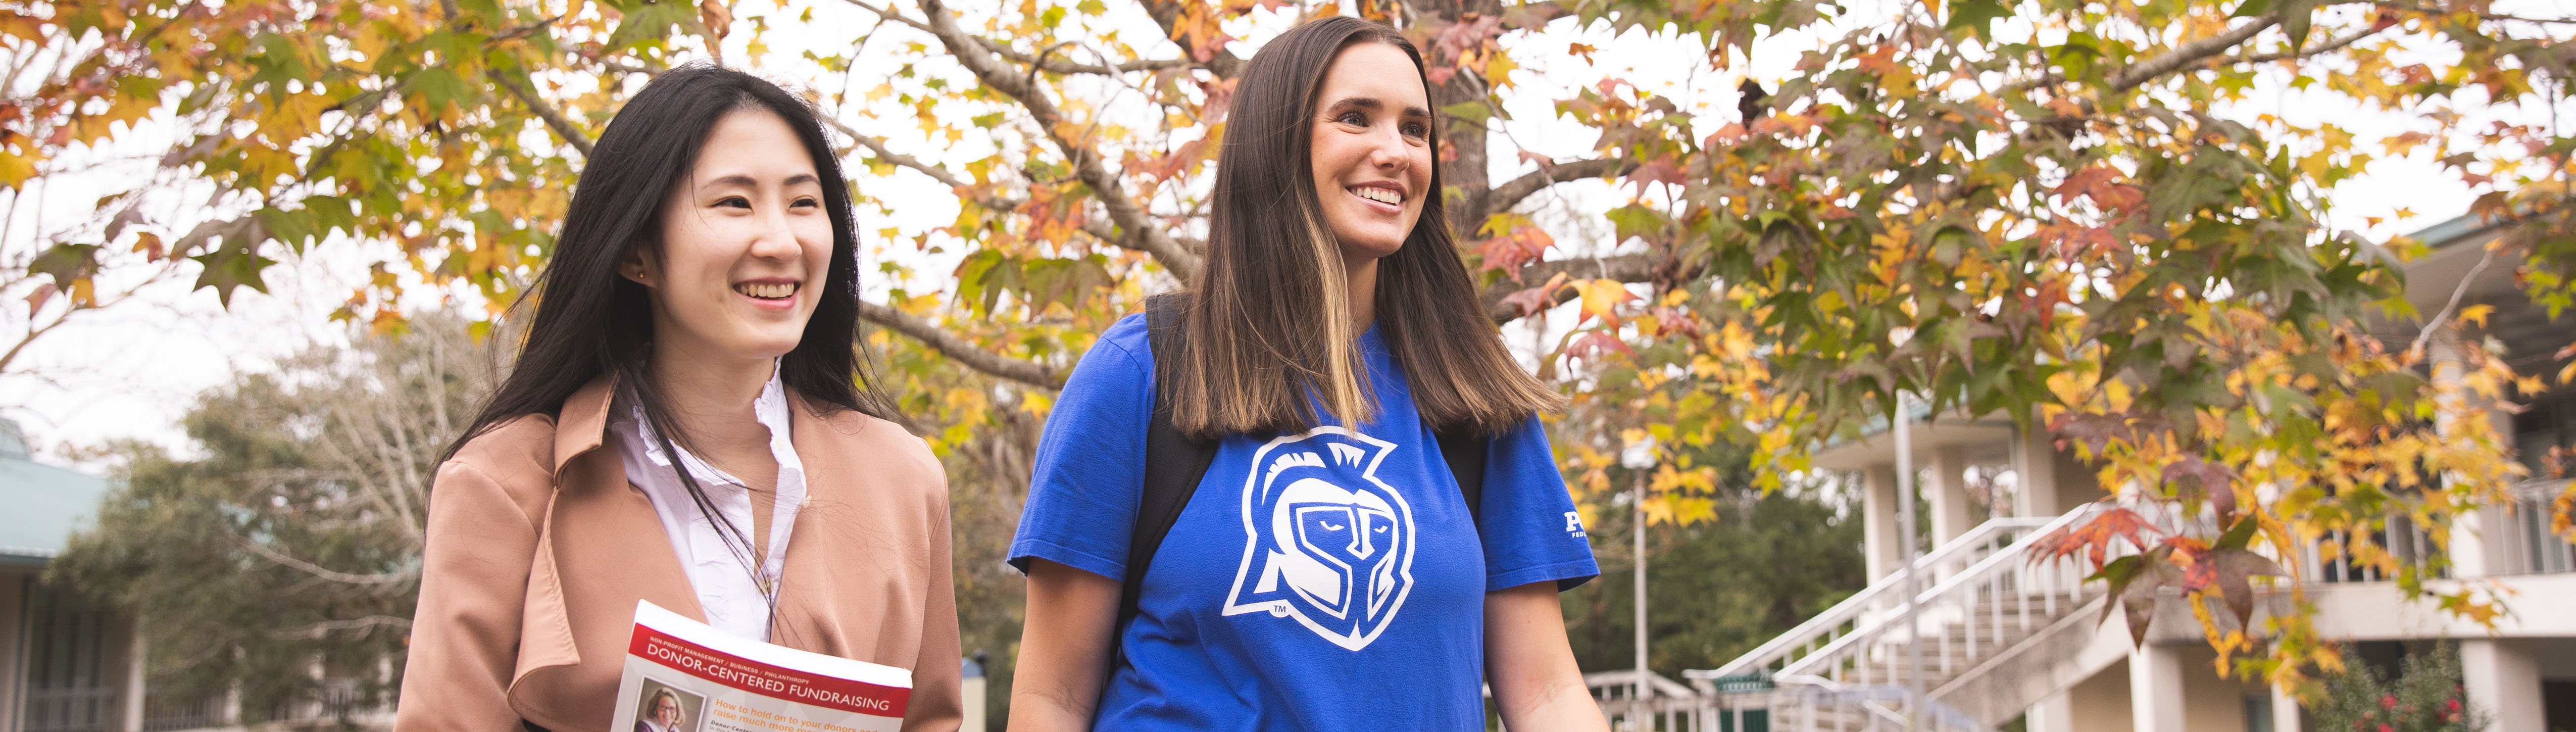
[
  {"x1": 2035, "y1": 506, "x2": 2161, "y2": 569},
  {"x1": 1624, "y1": 158, "x2": 1686, "y2": 197},
  {"x1": 2160, "y1": 456, "x2": 2238, "y2": 513},
  {"x1": 23, "y1": 282, "x2": 54, "y2": 317},
  {"x1": 1500, "y1": 275, "x2": 1564, "y2": 317},
  {"x1": 1475, "y1": 225, "x2": 1554, "y2": 281},
  {"x1": 2049, "y1": 411, "x2": 2134, "y2": 454},
  {"x1": 2052, "y1": 166, "x2": 2144, "y2": 213},
  {"x1": 1566, "y1": 330, "x2": 1634, "y2": 360}
]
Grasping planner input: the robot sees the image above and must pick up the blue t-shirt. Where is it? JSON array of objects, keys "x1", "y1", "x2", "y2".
[{"x1": 1008, "y1": 314, "x2": 1600, "y2": 732}]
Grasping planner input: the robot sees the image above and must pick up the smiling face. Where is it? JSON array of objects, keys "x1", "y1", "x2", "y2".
[
  {"x1": 1307, "y1": 41, "x2": 1434, "y2": 265},
  {"x1": 650, "y1": 694, "x2": 683, "y2": 728},
  {"x1": 621, "y1": 107, "x2": 832, "y2": 368}
]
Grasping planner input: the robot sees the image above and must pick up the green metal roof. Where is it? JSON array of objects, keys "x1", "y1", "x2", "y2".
[
  {"x1": 0, "y1": 419, "x2": 113, "y2": 567},
  {"x1": 2406, "y1": 213, "x2": 2504, "y2": 250}
]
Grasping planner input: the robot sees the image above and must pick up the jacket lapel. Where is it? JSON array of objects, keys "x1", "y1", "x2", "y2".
[{"x1": 511, "y1": 377, "x2": 707, "y2": 689}]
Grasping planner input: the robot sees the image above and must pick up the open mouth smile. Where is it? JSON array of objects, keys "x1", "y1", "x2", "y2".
[
  {"x1": 1348, "y1": 186, "x2": 1404, "y2": 206},
  {"x1": 733, "y1": 281, "x2": 800, "y2": 300}
]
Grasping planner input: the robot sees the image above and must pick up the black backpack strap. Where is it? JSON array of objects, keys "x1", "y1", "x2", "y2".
[
  {"x1": 1114, "y1": 294, "x2": 1218, "y2": 669},
  {"x1": 1435, "y1": 425, "x2": 1489, "y2": 526}
]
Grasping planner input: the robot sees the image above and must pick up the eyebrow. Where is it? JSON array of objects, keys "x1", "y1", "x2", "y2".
[
  {"x1": 1323, "y1": 96, "x2": 1430, "y2": 119},
  {"x1": 702, "y1": 173, "x2": 821, "y2": 189}
]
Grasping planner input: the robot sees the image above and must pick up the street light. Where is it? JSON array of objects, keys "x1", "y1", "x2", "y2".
[
  {"x1": 1619, "y1": 434, "x2": 1658, "y2": 731},
  {"x1": 1895, "y1": 391, "x2": 1922, "y2": 732}
]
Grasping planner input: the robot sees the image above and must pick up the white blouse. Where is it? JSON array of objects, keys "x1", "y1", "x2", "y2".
[{"x1": 607, "y1": 365, "x2": 807, "y2": 641}]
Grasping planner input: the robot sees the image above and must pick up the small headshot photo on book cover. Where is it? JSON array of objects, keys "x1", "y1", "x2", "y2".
[{"x1": 633, "y1": 680, "x2": 705, "y2": 732}]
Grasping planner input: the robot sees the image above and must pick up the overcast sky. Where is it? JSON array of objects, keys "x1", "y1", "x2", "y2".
[{"x1": 1, "y1": 1, "x2": 2558, "y2": 467}]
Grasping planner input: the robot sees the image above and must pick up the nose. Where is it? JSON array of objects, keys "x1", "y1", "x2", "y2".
[
  {"x1": 748, "y1": 201, "x2": 802, "y2": 261},
  {"x1": 1366, "y1": 125, "x2": 1411, "y2": 173}
]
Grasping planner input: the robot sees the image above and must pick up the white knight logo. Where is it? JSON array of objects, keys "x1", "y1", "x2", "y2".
[{"x1": 1220, "y1": 427, "x2": 1417, "y2": 651}]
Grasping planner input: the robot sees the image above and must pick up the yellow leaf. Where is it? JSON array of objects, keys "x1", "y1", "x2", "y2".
[
  {"x1": 2457, "y1": 303, "x2": 2493, "y2": 328},
  {"x1": 1573, "y1": 278, "x2": 1634, "y2": 323},
  {"x1": 1482, "y1": 51, "x2": 1519, "y2": 90},
  {"x1": 0, "y1": 152, "x2": 35, "y2": 189}
]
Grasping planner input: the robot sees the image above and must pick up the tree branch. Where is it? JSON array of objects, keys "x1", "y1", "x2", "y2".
[
  {"x1": 2407, "y1": 244, "x2": 2497, "y2": 360},
  {"x1": 1482, "y1": 254, "x2": 1664, "y2": 322},
  {"x1": 231, "y1": 533, "x2": 419, "y2": 585},
  {"x1": 2373, "y1": 2, "x2": 2576, "y2": 24},
  {"x1": 821, "y1": 115, "x2": 1028, "y2": 213},
  {"x1": 2107, "y1": 18, "x2": 2282, "y2": 90},
  {"x1": 1136, "y1": 0, "x2": 1245, "y2": 78},
  {"x1": 489, "y1": 69, "x2": 593, "y2": 156},
  {"x1": 978, "y1": 37, "x2": 1195, "y2": 75},
  {"x1": 273, "y1": 615, "x2": 412, "y2": 639},
  {"x1": 2242, "y1": 23, "x2": 2390, "y2": 63},
  {"x1": 917, "y1": 0, "x2": 1203, "y2": 280},
  {"x1": 1483, "y1": 157, "x2": 1636, "y2": 219},
  {"x1": 857, "y1": 300, "x2": 1064, "y2": 387},
  {"x1": 2005, "y1": 16, "x2": 2280, "y2": 95}
]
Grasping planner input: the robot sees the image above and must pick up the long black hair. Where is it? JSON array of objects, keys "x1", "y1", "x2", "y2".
[
  {"x1": 1169, "y1": 17, "x2": 1564, "y2": 440},
  {"x1": 445, "y1": 66, "x2": 896, "y2": 592}
]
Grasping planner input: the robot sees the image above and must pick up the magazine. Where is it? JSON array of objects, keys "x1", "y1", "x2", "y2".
[{"x1": 609, "y1": 600, "x2": 913, "y2": 732}]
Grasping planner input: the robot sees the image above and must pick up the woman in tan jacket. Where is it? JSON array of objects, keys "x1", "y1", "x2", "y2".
[{"x1": 394, "y1": 64, "x2": 961, "y2": 732}]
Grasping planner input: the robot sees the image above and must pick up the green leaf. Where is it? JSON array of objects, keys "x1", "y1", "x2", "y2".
[
  {"x1": 2279, "y1": 0, "x2": 2315, "y2": 50},
  {"x1": 2213, "y1": 515, "x2": 2259, "y2": 551},
  {"x1": 408, "y1": 67, "x2": 470, "y2": 115},
  {"x1": 1943, "y1": 0, "x2": 2009, "y2": 39},
  {"x1": 190, "y1": 242, "x2": 277, "y2": 308},
  {"x1": 1606, "y1": 204, "x2": 1665, "y2": 246},
  {"x1": 1440, "y1": 101, "x2": 1492, "y2": 125},
  {"x1": 27, "y1": 242, "x2": 101, "y2": 290},
  {"x1": 607, "y1": 1, "x2": 693, "y2": 52}
]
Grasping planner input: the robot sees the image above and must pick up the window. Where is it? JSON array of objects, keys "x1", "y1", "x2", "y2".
[
  {"x1": 2513, "y1": 391, "x2": 2576, "y2": 479},
  {"x1": 21, "y1": 580, "x2": 119, "y2": 732}
]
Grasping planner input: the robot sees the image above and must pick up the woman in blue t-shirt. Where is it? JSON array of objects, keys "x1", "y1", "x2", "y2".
[{"x1": 1005, "y1": 16, "x2": 1606, "y2": 732}]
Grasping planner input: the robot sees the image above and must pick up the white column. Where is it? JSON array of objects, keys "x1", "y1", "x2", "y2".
[
  {"x1": 2432, "y1": 329, "x2": 2518, "y2": 578},
  {"x1": 2451, "y1": 504, "x2": 2512, "y2": 578},
  {"x1": 960, "y1": 675, "x2": 986, "y2": 732},
  {"x1": 121, "y1": 616, "x2": 145, "y2": 732},
  {"x1": 2461, "y1": 639, "x2": 2542, "y2": 732},
  {"x1": 1863, "y1": 463, "x2": 1901, "y2": 581},
  {"x1": 2269, "y1": 680, "x2": 2302, "y2": 732},
  {"x1": 2128, "y1": 644, "x2": 2186, "y2": 732},
  {"x1": 2023, "y1": 690, "x2": 2074, "y2": 732},
  {"x1": 2012, "y1": 426, "x2": 2062, "y2": 519},
  {"x1": 1929, "y1": 445, "x2": 1974, "y2": 546}
]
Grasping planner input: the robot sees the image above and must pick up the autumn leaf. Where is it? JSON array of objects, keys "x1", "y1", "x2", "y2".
[
  {"x1": 1572, "y1": 278, "x2": 1638, "y2": 324},
  {"x1": 2036, "y1": 507, "x2": 2162, "y2": 568}
]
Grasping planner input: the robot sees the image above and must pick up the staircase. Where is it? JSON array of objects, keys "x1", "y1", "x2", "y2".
[{"x1": 1665, "y1": 505, "x2": 2135, "y2": 731}]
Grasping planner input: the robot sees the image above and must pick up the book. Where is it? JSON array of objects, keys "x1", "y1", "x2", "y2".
[{"x1": 609, "y1": 601, "x2": 913, "y2": 732}]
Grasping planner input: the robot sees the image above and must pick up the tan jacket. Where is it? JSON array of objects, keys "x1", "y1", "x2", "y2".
[{"x1": 394, "y1": 378, "x2": 962, "y2": 732}]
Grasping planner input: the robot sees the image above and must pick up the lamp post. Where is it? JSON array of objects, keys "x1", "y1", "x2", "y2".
[
  {"x1": 1620, "y1": 435, "x2": 1658, "y2": 731},
  {"x1": 1895, "y1": 391, "x2": 1922, "y2": 731}
]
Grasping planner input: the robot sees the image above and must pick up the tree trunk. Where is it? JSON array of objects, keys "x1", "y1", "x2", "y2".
[{"x1": 1402, "y1": 0, "x2": 1502, "y2": 239}]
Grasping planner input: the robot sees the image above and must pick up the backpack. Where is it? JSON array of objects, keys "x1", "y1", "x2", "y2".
[{"x1": 1112, "y1": 293, "x2": 1490, "y2": 658}]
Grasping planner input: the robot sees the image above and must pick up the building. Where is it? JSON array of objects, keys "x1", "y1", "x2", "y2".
[
  {"x1": 1607, "y1": 215, "x2": 2576, "y2": 731},
  {"x1": 0, "y1": 419, "x2": 141, "y2": 732}
]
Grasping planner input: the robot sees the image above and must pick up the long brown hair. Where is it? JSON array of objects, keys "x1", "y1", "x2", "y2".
[{"x1": 1169, "y1": 16, "x2": 1564, "y2": 440}]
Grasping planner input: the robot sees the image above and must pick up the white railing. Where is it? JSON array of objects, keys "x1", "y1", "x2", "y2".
[
  {"x1": 26, "y1": 687, "x2": 121, "y2": 732},
  {"x1": 2510, "y1": 480, "x2": 2576, "y2": 575},
  {"x1": 1687, "y1": 507, "x2": 2096, "y2": 687},
  {"x1": 1600, "y1": 675, "x2": 1988, "y2": 732}
]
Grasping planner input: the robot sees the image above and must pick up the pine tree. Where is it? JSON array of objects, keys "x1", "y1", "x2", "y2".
[{"x1": 2308, "y1": 643, "x2": 2489, "y2": 732}]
